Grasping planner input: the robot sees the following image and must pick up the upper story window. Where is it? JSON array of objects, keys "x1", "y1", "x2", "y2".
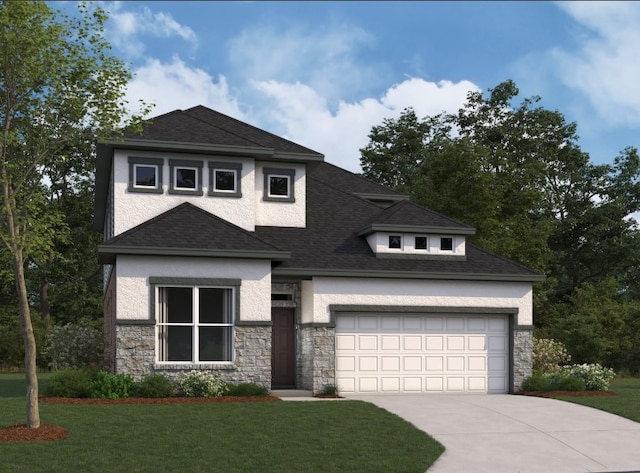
[
  {"x1": 389, "y1": 235, "x2": 402, "y2": 249},
  {"x1": 128, "y1": 157, "x2": 163, "y2": 194},
  {"x1": 263, "y1": 167, "x2": 295, "y2": 202},
  {"x1": 208, "y1": 162, "x2": 242, "y2": 198},
  {"x1": 415, "y1": 236, "x2": 427, "y2": 250},
  {"x1": 169, "y1": 159, "x2": 203, "y2": 196},
  {"x1": 440, "y1": 237, "x2": 454, "y2": 251}
]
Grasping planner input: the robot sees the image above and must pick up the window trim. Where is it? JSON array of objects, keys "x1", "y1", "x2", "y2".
[
  {"x1": 127, "y1": 157, "x2": 163, "y2": 194},
  {"x1": 388, "y1": 235, "x2": 402, "y2": 249},
  {"x1": 150, "y1": 277, "x2": 240, "y2": 365},
  {"x1": 414, "y1": 236, "x2": 428, "y2": 250},
  {"x1": 208, "y1": 161, "x2": 242, "y2": 197},
  {"x1": 168, "y1": 159, "x2": 204, "y2": 196},
  {"x1": 263, "y1": 167, "x2": 295, "y2": 202},
  {"x1": 440, "y1": 236, "x2": 454, "y2": 252}
]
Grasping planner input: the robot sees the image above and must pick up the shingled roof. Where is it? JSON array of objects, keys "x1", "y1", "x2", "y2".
[
  {"x1": 98, "y1": 202, "x2": 289, "y2": 264},
  {"x1": 123, "y1": 106, "x2": 323, "y2": 157}
]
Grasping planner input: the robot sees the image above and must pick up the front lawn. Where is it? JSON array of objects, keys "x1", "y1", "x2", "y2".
[
  {"x1": 0, "y1": 374, "x2": 444, "y2": 473},
  {"x1": 553, "y1": 377, "x2": 640, "y2": 423}
]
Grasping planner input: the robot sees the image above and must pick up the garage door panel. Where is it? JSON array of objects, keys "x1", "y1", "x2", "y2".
[{"x1": 336, "y1": 314, "x2": 509, "y2": 394}]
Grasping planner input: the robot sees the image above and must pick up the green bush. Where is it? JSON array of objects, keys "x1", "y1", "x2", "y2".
[
  {"x1": 176, "y1": 370, "x2": 228, "y2": 397},
  {"x1": 533, "y1": 337, "x2": 571, "y2": 373},
  {"x1": 225, "y1": 382, "x2": 269, "y2": 396},
  {"x1": 43, "y1": 319, "x2": 104, "y2": 370},
  {"x1": 319, "y1": 384, "x2": 339, "y2": 396},
  {"x1": 136, "y1": 373, "x2": 176, "y2": 398},
  {"x1": 45, "y1": 369, "x2": 94, "y2": 398},
  {"x1": 521, "y1": 372, "x2": 586, "y2": 392},
  {"x1": 561, "y1": 363, "x2": 616, "y2": 391},
  {"x1": 91, "y1": 371, "x2": 136, "y2": 399}
]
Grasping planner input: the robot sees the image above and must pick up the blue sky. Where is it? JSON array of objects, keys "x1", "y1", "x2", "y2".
[{"x1": 59, "y1": 1, "x2": 640, "y2": 173}]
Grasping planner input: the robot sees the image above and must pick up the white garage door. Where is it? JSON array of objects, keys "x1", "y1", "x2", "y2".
[{"x1": 335, "y1": 313, "x2": 509, "y2": 394}]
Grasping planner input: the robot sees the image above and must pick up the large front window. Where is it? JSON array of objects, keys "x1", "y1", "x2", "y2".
[{"x1": 157, "y1": 286, "x2": 234, "y2": 362}]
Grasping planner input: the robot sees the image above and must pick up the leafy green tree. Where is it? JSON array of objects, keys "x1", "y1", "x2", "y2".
[{"x1": 0, "y1": 1, "x2": 149, "y2": 428}]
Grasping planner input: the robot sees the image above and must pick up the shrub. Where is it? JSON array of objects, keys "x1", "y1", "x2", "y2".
[
  {"x1": 136, "y1": 373, "x2": 176, "y2": 398},
  {"x1": 45, "y1": 369, "x2": 94, "y2": 398},
  {"x1": 176, "y1": 370, "x2": 228, "y2": 397},
  {"x1": 225, "y1": 382, "x2": 269, "y2": 397},
  {"x1": 319, "y1": 384, "x2": 339, "y2": 396},
  {"x1": 91, "y1": 371, "x2": 136, "y2": 399},
  {"x1": 43, "y1": 320, "x2": 104, "y2": 370},
  {"x1": 561, "y1": 363, "x2": 616, "y2": 391},
  {"x1": 521, "y1": 372, "x2": 586, "y2": 392},
  {"x1": 533, "y1": 337, "x2": 571, "y2": 373}
]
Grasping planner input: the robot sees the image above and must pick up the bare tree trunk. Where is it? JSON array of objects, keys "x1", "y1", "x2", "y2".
[
  {"x1": 13, "y1": 250, "x2": 40, "y2": 429},
  {"x1": 40, "y1": 279, "x2": 51, "y2": 327}
]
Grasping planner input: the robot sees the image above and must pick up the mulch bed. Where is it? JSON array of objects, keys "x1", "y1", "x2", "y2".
[
  {"x1": 519, "y1": 390, "x2": 616, "y2": 398},
  {"x1": 1, "y1": 395, "x2": 281, "y2": 443}
]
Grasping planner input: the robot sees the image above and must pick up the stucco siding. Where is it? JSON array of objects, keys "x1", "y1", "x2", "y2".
[
  {"x1": 112, "y1": 150, "x2": 256, "y2": 235},
  {"x1": 115, "y1": 255, "x2": 271, "y2": 321},
  {"x1": 303, "y1": 277, "x2": 533, "y2": 326},
  {"x1": 254, "y1": 162, "x2": 306, "y2": 227}
]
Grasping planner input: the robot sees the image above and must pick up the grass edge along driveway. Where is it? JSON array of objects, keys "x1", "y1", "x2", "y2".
[{"x1": 0, "y1": 374, "x2": 444, "y2": 473}]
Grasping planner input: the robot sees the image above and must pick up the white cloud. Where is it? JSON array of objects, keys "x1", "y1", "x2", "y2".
[
  {"x1": 126, "y1": 57, "x2": 244, "y2": 119},
  {"x1": 228, "y1": 22, "x2": 378, "y2": 106},
  {"x1": 552, "y1": 2, "x2": 640, "y2": 127},
  {"x1": 253, "y1": 78, "x2": 478, "y2": 172},
  {"x1": 104, "y1": 3, "x2": 197, "y2": 59}
]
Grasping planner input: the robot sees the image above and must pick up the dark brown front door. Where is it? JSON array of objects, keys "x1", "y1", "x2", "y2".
[{"x1": 271, "y1": 307, "x2": 295, "y2": 388}]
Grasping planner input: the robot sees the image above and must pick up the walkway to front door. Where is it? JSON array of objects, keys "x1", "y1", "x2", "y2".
[{"x1": 271, "y1": 307, "x2": 295, "y2": 388}]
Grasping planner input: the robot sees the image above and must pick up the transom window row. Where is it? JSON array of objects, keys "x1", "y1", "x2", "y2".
[{"x1": 389, "y1": 235, "x2": 454, "y2": 251}]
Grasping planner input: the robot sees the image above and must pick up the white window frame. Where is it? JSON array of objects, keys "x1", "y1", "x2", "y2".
[
  {"x1": 263, "y1": 167, "x2": 295, "y2": 202},
  {"x1": 127, "y1": 156, "x2": 163, "y2": 194},
  {"x1": 208, "y1": 161, "x2": 243, "y2": 197},
  {"x1": 155, "y1": 284, "x2": 236, "y2": 364},
  {"x1": 133, "y1": 164, "x2": 158, "y2": 189},
  {"x1": 414, "y1": 235, "x2": 428, "y2": 250},
  {"x1": 168, "y1": 159, "x2": 204, "y2": 196},
  {"x1": 440, "y1": 236, "x2": 454, "y2": 252},
  {"x1": 388, "y1": 234, "x2": 402, "y2": 249}
]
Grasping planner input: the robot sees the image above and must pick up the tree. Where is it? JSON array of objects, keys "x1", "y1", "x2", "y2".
[{"x1": 0, "y1": 1, "x2": 148, "y2": 428}]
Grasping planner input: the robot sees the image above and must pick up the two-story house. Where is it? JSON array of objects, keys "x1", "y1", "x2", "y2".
[{"x1": 94, "y1": 106, "x2": 544, "y2": 394}]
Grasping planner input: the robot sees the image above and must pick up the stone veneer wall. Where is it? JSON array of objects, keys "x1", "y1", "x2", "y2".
[
  {"x1": 512, "y1": 328, "x2": 533, "y2": 392},
  {"x1": 103, "y1": 269, "x2": 117, "y2": 373},
  {"x1": 299, "y1": 326, "x2": 335, "y2": 394},
  {"x1": 114, "y1": 324, "x2": 272, "y2": 388}
]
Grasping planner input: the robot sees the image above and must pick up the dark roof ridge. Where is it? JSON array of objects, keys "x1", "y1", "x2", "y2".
[{"x1": 184, "y1": 106, "x2": 322, "y2": 157}]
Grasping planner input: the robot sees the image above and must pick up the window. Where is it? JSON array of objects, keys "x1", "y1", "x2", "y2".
[
  {"x1": 128, "y1": 157, "x2": 163, "y2": 193},
  {"x1": 263, "y1": 167, "x2": 295, "y2": 202},
  {"x1": 389, "y1": 235, "x2": 402, "y2": 249},
  {"x1": 415, "y1": 236, "x2": 427, "y2": 250},
  {"x1": 208, "y1": 162, "x2": 242, "y2": 197},
  {"x1": 440, "y1": 237, "x2": 454, "y2": 251},
  {"x1": 157, "y1": 286, "x2": 235, "y2": 363},
  {"x1": 169, "y1": 159, "x2": 203, "y2": 195}
]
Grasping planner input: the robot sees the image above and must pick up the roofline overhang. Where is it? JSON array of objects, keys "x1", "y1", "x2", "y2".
[
  {"x1": 357, "y1": 223, "x2": 476, "y2": 237},
  {"x1": 353, "y1": 193, "x2": 409, "y2": 202},
  {"x1": 99, "y1": 138, "x2": 324, "y2": 162},
  {"x1": 272, "y1": 267, "x2": 546, "y2": 282},
  {"x1": 97, "y1": 245, "x2": 291, "y2": 265}
]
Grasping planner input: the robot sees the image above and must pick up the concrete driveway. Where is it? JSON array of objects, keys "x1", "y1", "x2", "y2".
[{"x1": 347, "y1": 394, "x2": 640, "y2": 473}]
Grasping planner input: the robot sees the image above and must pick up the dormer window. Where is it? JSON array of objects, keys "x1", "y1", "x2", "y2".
[
  {"x1": 128, "y1": 157, "x2": 163, "y2": 194},
  {"x1": 415, "y1": 236, "x2": 427, "y2": 250},
  {"x1": 389, "y1": 235, "x2": 402, "y2": 249},
  {"x1": 440, "y1": 237, "x2": 454, "y2": 251},
  {"x1": 209, "y1": 162, "x2": 242, "y2": 198},
  {"x1": 264, "y1": 167, "x2": 295, "y2": 202},
  {"x1": 169, "y1": 159, "x2": 203, "y2": 196}
]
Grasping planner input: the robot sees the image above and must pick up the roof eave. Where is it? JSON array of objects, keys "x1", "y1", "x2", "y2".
[
  {"x1": 98, "y1": 245, "x2": 291, "y2": 265},
  {"x1": 272, "y1": 267, "x2": 546, "y2": 282},
  {"x1": 357, "y1": 224, "x2": 477, "y2": 237}
]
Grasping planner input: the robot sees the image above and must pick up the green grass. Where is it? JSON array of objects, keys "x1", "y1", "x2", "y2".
[
  {"x1": 0, "y1": 374, "x2": 443, "y2": 473},
  {"x1": 553, "y1": 377, "x2": 640, "y2": 423}
]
